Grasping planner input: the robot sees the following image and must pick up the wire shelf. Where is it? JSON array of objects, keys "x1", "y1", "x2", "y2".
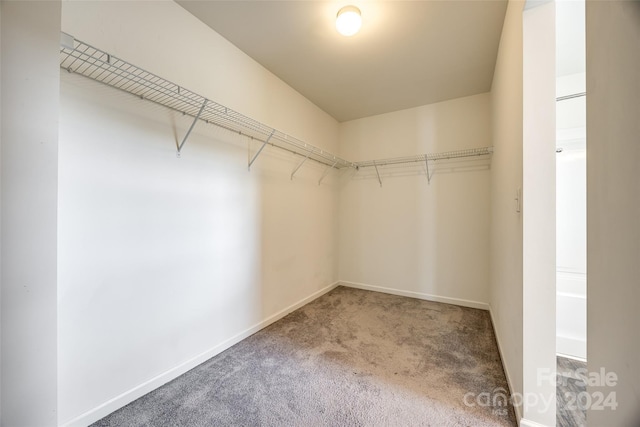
[
  {"x1": 354, "y1": 147, "x2": 493, "y2": 187},
  {"x1": 354, "y1": 147, "x2": 494, "y2": 169},
  {"x1": 59, "y1": 33, "x2": 493, "y2": 182},
  {"x1": 59, "y1": 34, "x2": 353, "y2": 169}
]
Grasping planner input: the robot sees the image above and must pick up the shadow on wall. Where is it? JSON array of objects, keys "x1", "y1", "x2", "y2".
[
  {"x1": 59, "y1": 70, "x2": 337, "y2": 422},
  {"x1": 254, "y1": 139, "x2": 340, "y2": 319}
]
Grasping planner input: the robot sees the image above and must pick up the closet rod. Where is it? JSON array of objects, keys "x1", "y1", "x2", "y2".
[
  {"x1": 59, "y1": 33, "x2": 352, "y2": 170},
  {"x1": 556, "y1": 92, "x2": 586, "y2": 102}
]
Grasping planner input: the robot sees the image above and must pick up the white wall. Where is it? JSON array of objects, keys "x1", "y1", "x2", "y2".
[
  {"x1": 0, "y1": 1, "x2": 3, "y2": 420},
  {"x1": 522, "y1": 2, "x2": 556, "y2": 425},
  {"x1": 58, "y1": 2, "x2": 340, "y2": 425},
  {"x1": 0, "y1": 1, "x2": 61, "y2": 426},
  {"x1": 586, "y1": 1, "x2": 640, "y2": 425},
  {"x1": 489, "y1": 0, "x2": 524, "y2": 421},
  {"x1": 338, "y1": 93, "x2": 492, "y2": 309}
]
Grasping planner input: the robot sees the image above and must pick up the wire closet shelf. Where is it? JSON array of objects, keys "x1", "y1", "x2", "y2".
[
  {"x1": 59, "y1": 33, "x2": 493, "y2": 180},
  {"x1": 59, "y1": 34, "x2": 352, "y2": 170},
  {"x1": 353, "y1": 147, "x2": 493, "y2": 169},
  {"x1": 353, "y1": 147, "x2": 493, "y2": 187}
]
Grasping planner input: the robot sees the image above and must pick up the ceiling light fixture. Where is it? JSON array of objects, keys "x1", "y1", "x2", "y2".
[{"x1": 336, "y1": 6, "x2": 362, "y2": 37}]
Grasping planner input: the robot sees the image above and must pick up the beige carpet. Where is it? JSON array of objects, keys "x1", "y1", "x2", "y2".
[{"x1": 93, "y1": 286, "x2": 517, "y2": 426}]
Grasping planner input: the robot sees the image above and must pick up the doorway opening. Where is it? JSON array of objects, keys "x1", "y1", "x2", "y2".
[{"x1": 555, "y1": 1, "x2": 586, "y2": 426}]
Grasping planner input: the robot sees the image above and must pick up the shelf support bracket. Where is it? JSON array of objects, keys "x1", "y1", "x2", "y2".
[
  {"x1": 425, "y1": 156, "x2": 433, "y2": 184},
  {"x1": 177, "y1": 99, "x2": 208, "y2": 157},
  {"x1": 291, "y1": 147, "x2": 314, "y2": 180},
  {"x1": 248, "y1": 129, "x2": 275, "y2": 171},
  {"x1": 318, "y1": 160, "x2": 338, "y2": 185},
  {"x1": 373, "y1": 161, "x2": 382, "y2": 187}
]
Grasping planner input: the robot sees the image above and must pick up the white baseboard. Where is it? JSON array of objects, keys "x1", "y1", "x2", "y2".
[
  {"x1": 60, "y1": 281, "x2": 340, "y2": 427},
  {"x1": 556, "y1": 352, "x2": 586, "y2": 363},
  {"x1": 556, "y1": 335, "x2": 586, "y2": 361},
  {"x1": 488, "y1": 304, "x2": 522, "y2": 426},
  {"x1": 520, "y1": 418, "x2": 552, "y2": 427},
  {"x1": 339, "y1": 281, "x2": 490, "y2": 311}
]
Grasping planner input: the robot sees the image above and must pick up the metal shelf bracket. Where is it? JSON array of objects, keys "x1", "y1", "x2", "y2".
[
  {"x1": 373, "y1": 161, "x2": 382, "y2": 187},
  {"x1": 248, "y1": 129, "x2": 275, "y2": 170},
  {"x1": 291, "y1": 146, "x2": 314, "y2": 180},
  {"x1": 318, "y1": 160, "x2": 338, "y2": 185},
  {"x1": 177, "y1": 98, "x2": 208, "y2": 157},
  {"x1": 425, "y1": 156, "x2": 433, "y2": 184}
]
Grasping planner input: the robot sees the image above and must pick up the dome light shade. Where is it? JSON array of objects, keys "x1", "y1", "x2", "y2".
[{"x1": 336, "y1": 6, "x2": 362, "y2": 36}]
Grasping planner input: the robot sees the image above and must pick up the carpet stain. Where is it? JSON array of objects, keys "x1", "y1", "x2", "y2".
[{"x1": 92, "y1": 286, "x2": 517, "y2": 426}]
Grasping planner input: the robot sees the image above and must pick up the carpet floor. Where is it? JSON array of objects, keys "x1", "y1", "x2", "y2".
[
  {"x1": 92, "y1": 286, "x2": 517, "y2": 426},
  {"x1": 557, "y1": 356, "x2": 587, "y2": 427}
]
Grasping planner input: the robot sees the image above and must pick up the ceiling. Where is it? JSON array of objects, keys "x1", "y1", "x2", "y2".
[{"x1": 177, "y1": 1, "x2": 508, "y2": 122}]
